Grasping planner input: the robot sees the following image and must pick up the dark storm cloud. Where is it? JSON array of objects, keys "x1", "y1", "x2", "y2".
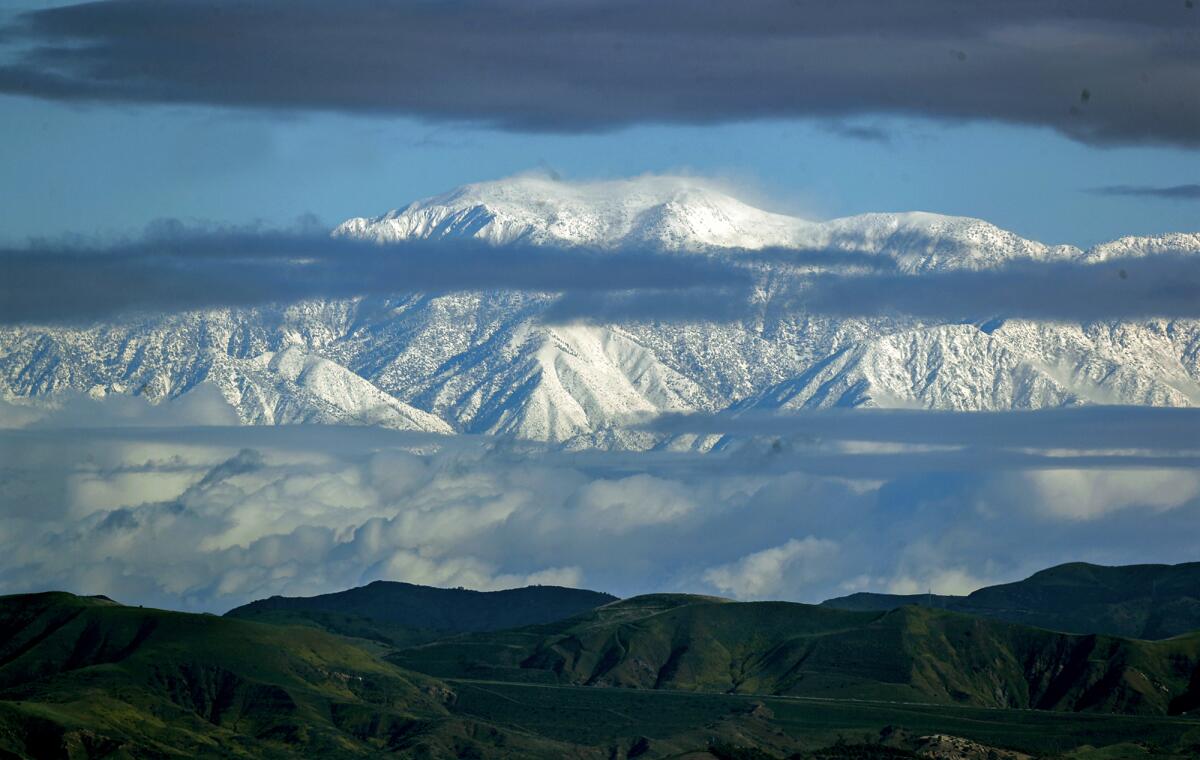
[
  {"x1": 1090, "y1": 184, "x2": 1200, "y2": 200},
  {"x1": 0, "y1": 0, "x2": 1197, "y2": 145},
  {"x1": 747, "y1": 450, "x2": 1200, "y2": 479},
  {"x1": 541, "y1": 288, "x2": 752, "y2": 324},
  {"x1": 801, "y1": 254, "x2": 1200, "y2": 322},
  {"x1": 647, "y1": 406, "x2": 1200, "y2": 452},
  {"x1": 3, "y1": 222, "x2": 1198, "y2": 325},
  {"x1": 11, "y1": 418, "x2": 1198, "y2": 475},
  {"x1": 737, "y1": 248, "x2": 901, "y2": 271},
  {"x1": 0, "y1": 227, "x2": 750, "y2": 325},
  {"x1": 819, "y1": 121, "x2": 893, "y2": 144},
  {"x1": 549, "y1": 252, "x2": 1200, "y2": 324}
]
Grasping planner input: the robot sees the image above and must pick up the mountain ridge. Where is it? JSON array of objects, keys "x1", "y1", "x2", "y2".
[
  {"x1": 4, "y1": 590, "x2": 1198, "y2": 758},
  {"x1": 335, "y1": 175, "x2": 1081, "y2": 272},
  {"x1": 225, "y1": 580, "x2": 618, "y2": 643},
  {"x1": 2, "y1": 175, "x2": 1198, "y2": 447},
  {"x1": 0, "y1": 590, "x2": 590, "y2": 758},
  {"x1": 821, "y1": 561, "x2": 1200, "y2": 640},
  {"x1": 388, "y1": 591, "x2": 1200, "y2": 716}
]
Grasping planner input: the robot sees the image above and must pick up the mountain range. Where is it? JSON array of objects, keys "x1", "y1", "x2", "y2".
[
  {"x1": 225, "y1": 581, "x2": 617, "y2": 647},
  {"x1": 390, "y1": 593, "x2": 1200, "y2": 716},
  {"x1": 0, "y1": 592, "x2": 566, "y2": 758},
  {"x1": 2, "y1": 174, "x2": 1198, "y2": 448},
  {"x1": 6, "y1": 563, "x2": 1200, "y2": 758},
  {"x1": 821, "y1": 561, "x2": 1200, "y2": 640},
  {"x1": 221, "y1": 561, "x2": 1200, "y2": 646}
]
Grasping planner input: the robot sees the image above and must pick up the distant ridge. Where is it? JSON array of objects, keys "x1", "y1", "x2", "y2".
[
  {"x1": 225, "y1": 581, "x2": 617, "y2": 638},
  {"x1": 388, "y1": 592, "x2": 1200, "y2": 715},
  {"x1": 821, "y1": 561, "x2": 1200, "y2": 639}
]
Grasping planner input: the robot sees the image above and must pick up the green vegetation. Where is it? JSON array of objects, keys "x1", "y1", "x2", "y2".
[
  {"x1": 0, "y1": 592, "x2": 580, "y2": 758},
  {"x1": 221, "y1": 608, "x2": 446, "y2": 651},
  {"x1": 225, "y1": 579, "x2": 617, "y2": 639},
  {"x1": 822, "y1": 562, "x2": 1200, "y2": 640},
  {"x1": 4, "y1": 582, "x2": 1200, "y2": 758},
  {"x1": 444, "y1": 679, "x2": 1200, "y2": 758},
  {"x1": 391, "y1": 594, "x2": 1200, "y2": 715}
]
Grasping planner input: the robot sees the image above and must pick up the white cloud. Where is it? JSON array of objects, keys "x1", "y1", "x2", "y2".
[
  {"x1": 369, "y1": 550, "x2": 580, "y2": 594},
  {"x1": 0, "y1": 397, "x2": 45, "y2": 428},
  {"x1": 10, "y1": 384, "x2": 240, "y2": 429},
  {"x1": 570, "y1": 474, "x2": 696, "y2": 532},
  {"x1": 2, "y1": 395, "x2": 1198, "y2": 614},
  {"x1": 993, "y1": 469, "x2": 1200, "y2": 521},
  {"x1": 888, "y1": 567, "x2": 995, "y2": 597},
  {"x1": 703, "y1": 537, "x2": 839, "y2": 599}
]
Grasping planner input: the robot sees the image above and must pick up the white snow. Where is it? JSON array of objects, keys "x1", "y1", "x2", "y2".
[{"x1": 2, "y1": 174, "x2": 1197, "y2": 447}]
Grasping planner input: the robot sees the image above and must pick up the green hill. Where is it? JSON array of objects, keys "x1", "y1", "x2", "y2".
[
  {"x1": 820, "y1": 561, "x2": 1200, "y2": 639},
  {"x1": 4, "y1": 591, "x2": 1200, "y2": 758},
  {"x1": 224, "y1": 581, "x2": 617, "y2": 646},
  {"x1": 390, "y1": 594, "x2": 1200, "y2": 715},
  {"x1": 0, "y1": 592, "x2": 578, "y2": 758},
  {"x1": 823, "y1": 592, "x2": 960, "y2": 612}
]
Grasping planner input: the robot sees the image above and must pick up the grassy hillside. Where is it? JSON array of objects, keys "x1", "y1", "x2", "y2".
[
  {"x1": 390, "y1": 594, "x2": 1200, "y2": 715},
  {"x1": 821, "y1": 562, "x2": 1200, "y2": 640},
  {"x1": 823, "y1": 593, "x2": 961, "y2": 612},
  {"x1": 0, "y1": 592, "x2": 582, "y2": 758},
  {"x1": 3, "y1": 591, "x2": 1200, "y2": 758},
  {"x1": 225, "y1": 580, "x2": 617, "y2": 644},
  {"x1": 445, "y1": 679, "x2": 1200, "y2": 759},
  {"x1": 220, "y1": 608, "x2": 446, "y2": 651}
]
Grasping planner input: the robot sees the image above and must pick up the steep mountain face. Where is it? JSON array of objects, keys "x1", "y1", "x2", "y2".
[
  {"x1": 389, "y1": 594, "x2": 1200, "y2": 716},
  {"x1": 821, "y1": 561, "x2": 1200, "y2": 640},
  {"x1": 2, "y1": 175, "x2": 1198, "y2": 446}
]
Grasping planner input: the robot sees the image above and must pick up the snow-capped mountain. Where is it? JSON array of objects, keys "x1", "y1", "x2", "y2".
[
  {"x1": 334, "y1": 174, "x2": 816, "y2": 252},
  {"x1": 1, "y1": 175, "x2": 1197, "y2": 447},
  {"x1": 334, "y1": 174, "x2": 1071, "y2": 271}
]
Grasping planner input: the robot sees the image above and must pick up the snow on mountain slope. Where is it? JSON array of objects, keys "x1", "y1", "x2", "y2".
[
  {"x1": 243, "y1": 346, "x2": 453, "y2": 431},
  {"x1": 720, "y1": 318, "x2": 1200, "y2": 420},
  {"x1": 804, "y1": 212, "x2": 1078, "y2": 272},
  {"x1": 730, "y1": 325, "x2": 1081, "y2": 413},
  {"x1": 336, "y1": 175, "x2": 1079, "y2": 271},
  {"x1": 335, "y1": 174, "x2": 818, "y2": 251},
  {"x1": 1, "y1": 174, "x2": 1198, "y2": 447},
  {"x1": 482, "y1": 323, "x2": 711, "y2": 441},
  {"x1": 1083, "y1": 232, "x2": 1200, "y2": 262},
  {"x1": 0, "y1": 308, "x2": 451, "y2": 434}
]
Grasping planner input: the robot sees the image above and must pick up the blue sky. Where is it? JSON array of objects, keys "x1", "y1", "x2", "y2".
[
  {"x1": 2, "y1": 94, "x2": 1197, "y2": 248},
  {"x1": 0, "y1": 1, "x2": 1198, "y2": 605},
  {"x1": 1, "y1": 0, "x2": 1197, "y2": 248}
]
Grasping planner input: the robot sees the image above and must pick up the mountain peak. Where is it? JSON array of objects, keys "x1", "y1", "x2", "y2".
[
  {"x1": 334, "y1": 173, "x2": 1074, "y2": 272},
  {"x1": 6, "y1": 175, "x2": 1198, "y2": 452},
  {"x1": 335, "y1": 173, "x2": 817, "y2": 250}
]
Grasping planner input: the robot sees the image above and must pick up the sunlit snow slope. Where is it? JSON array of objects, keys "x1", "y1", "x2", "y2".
[{"x1": 2, "y1": 175, "x2": 1197, "y2": 447}]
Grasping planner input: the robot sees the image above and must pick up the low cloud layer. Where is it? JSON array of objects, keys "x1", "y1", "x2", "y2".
[
  {"x1": 649, "y1": 406, "x2": 1200, "y2": 453},
  {"x1": 0, "y1": 227, "x2": 749, "y2": 325},
  {"x1": 800, "y1": 255, "x2": 1200, "y2": 322},
  {"x1": 5, "y1": 225, "x2": 1200, "y2": 325},
  {"x1": 1090, "y1": 184, "x2": 1200, "y2": 200},
  {"x1": 547, "y1": 252, "x2": 1200, "y2": 324},
  {"x1": 1, "y1": 392, "x2": 1197, "y2": 611},
  {"x1": 0, "y1": 1, "x2": 1197, "y2": 146}
]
